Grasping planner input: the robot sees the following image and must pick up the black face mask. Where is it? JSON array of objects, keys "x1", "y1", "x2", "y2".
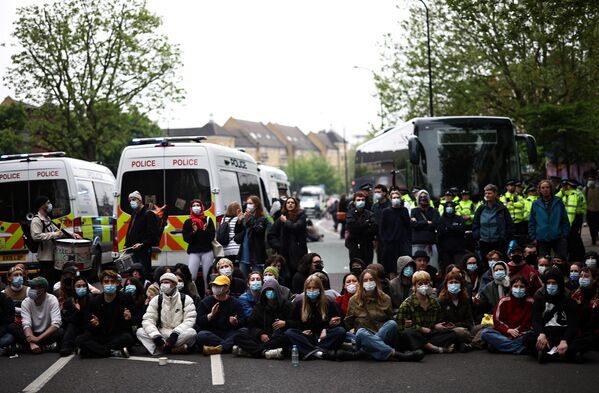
[
  {"x1": 351, "y1": 268, "x2": 363, "y2": 277},
  {"x1": 314, "y1": 264, "x2": 324, "y2": 272},
  {"x1": 511, "y1": 255, "x2": 523, "y2": 264},
  {"x1": 63, "y1": 277, "x2": 74, "y2": 289},
  {"x1": 525, "y1": 254, "x2": 537, "y2": 265}
]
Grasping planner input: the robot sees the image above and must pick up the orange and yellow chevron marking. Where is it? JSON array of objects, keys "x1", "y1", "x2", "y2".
[{"x1": 0, "y1": 222, "x2": 26, "y2": 251}]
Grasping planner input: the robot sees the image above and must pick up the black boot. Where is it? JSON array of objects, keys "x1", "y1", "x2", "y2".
[
  {"x1": 335, "y1": 349, "x2": 362, "y2": 361},
  {"x1": 394, "y1": 349, "x2": 424, "y2": 361}
]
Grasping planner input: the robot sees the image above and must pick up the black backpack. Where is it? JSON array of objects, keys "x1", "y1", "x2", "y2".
[
  {"x1": 216, "y1": 217, "x2": 231, "y2": 247},
  {"x1": 20, "y1": 215, "x2": 51, "y2": 253}
]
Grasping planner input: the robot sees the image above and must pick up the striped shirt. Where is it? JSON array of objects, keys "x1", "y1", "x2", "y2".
[{"x1": 223, "y1": 216, "x2": 240, "y2": 257}]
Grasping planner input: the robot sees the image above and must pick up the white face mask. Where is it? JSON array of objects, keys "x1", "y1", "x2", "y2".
[
  {"x1": 219, "y1": 267, "x2": 232, "y2": 277},
  {"x1": 538, "y1": 266, "x2": 547, "y2": 274},
  {"x1": 417, "y1": 285, "x2": 430, "y2": 296},
  {"x1": 176, "y1": 282, "x2": 184, "y2": 291},
  {"x1": 585, "y1": 258, "x2": 597, "y2": 269},
  {"x1": 263, "y1": 275, "x2": 275, "y2": 282},
  {"x1": 192, "y1": 206, "x2": 202, "y2": 214},
  {"x1": 160, "y1": 283, "x2": 174, "y2": 295},
  {"x1": 212, "y1": 286, "x2": 225, "y2": 296},
  {"x1": 363, "y1": 281, "x2": 377, "y2": 292},
  {"x1": 345, "y1": 283, "x2": 357, "y2": 294},
  {"x1": 246, "y1": 203, "x2": 255, "y2": 212}
]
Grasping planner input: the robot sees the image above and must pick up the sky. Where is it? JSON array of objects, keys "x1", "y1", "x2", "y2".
[{"x1": 0, "y1": 0, "x2": 411, "y2": 142}]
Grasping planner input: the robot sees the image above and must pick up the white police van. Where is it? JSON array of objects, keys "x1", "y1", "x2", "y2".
[
  {"x1": 114, "y1": 136, "x2": 269, "y2": 267},
  {"x1": 258, "y1": 164, "x2": 290, "y2": 204}
]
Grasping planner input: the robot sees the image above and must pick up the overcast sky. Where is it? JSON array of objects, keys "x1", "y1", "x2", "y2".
[{"x1": 0, "y1": 0, "x2": 411, "y2": 141}]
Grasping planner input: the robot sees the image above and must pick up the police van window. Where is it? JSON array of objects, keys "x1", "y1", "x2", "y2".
[
  {"x1": 29, "y1": 179, "x2": 71, "y2": 218},
  {"x1": 93, "y1": 182, "x2": 114, "y2": 216},
  {"x1": 75, "y1": 180, "x2": 98, "y2": 216},
  {"x1": 120, "y1": 170, "x2": 164, "y2": 213},
  {"x1": 165, "y1": 169, "x2": 211, "y2": 216},
  {"x1": 237, "y1": 172, "x2": 260, "y2": 203},
  {"x1": 0, "y1": 181, "x2": 28, "y2": 222},
  {"x1": 219, "y1": 170, "x2": 242, "y2": 214}
]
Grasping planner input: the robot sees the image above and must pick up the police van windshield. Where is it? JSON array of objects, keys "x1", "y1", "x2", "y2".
[
  {"x1": 0, "y1": 179, "x2": 71, "y2": 222},
  {"x1": 120, "y1": 169, "x2": 211, "y2": 217}
]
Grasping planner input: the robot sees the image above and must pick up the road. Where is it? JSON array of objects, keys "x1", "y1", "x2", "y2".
[{"x1": 3, "y1": 217, "x2": 599, "y2": 392}]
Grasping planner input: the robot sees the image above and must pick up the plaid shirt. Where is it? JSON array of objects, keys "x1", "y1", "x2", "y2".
[{"x1": 396, "y1": 294, "x2": 441, "y2": 331}]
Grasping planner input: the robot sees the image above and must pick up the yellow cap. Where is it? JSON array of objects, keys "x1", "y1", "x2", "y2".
[{"x1": 210, "y1": 275, "x2": 230, "y2": 287}]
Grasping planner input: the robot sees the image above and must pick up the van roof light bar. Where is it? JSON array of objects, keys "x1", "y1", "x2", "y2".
[
  {"x1": 0, "y1": 151, "x2": 66, "y2": 161},
  {"x1": 130, "y1": 136, "x2": 207, "y2": 146}
]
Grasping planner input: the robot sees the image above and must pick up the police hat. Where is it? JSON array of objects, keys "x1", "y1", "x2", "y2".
[
  {"x1": 506, "y1": 180, "x2": 516, "y2": 186},
  {"x1": 359, "y1": 183, "x2": 373, "y2": 191},
  {"x1": 461, "y1": 189, "x2": 471, "y2": 195},
  {"x1": 444, "y1": 190, "x2": 453, "y2": 196}
]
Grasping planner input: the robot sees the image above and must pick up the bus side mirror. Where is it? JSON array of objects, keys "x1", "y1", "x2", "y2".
[
  {"x1": 408, "y1": 136, "x2": 427, "y2": 174},
  {"x1": 517, "y1": 134, "x2": 537, "y2": 165}
]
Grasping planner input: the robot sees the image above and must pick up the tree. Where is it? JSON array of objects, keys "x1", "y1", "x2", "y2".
[
  {"x1": 4, "y1": 0, "x2": 183, "y2": 162},
  {"x1": 284, "y1": 155, "x2": 344, "y2": 194},
  {"x1": 0, "y1": 103, "x2": 27, "y2": 154}
]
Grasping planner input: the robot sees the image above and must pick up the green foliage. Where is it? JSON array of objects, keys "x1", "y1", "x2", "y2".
[
  {"x1": 377, "y1": 0, "x2": 599, "y2": 166},
  {"x1": 284, "y1": 154, "x2": 344, "y2": 194},
  {"x1": 4, "y1": 0, "x2": 183, "y2": 163},
  {"x1": 0, "y1": 103, "x2": 27, "y2": 154}
]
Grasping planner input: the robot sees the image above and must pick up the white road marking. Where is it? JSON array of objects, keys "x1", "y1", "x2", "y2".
[
  {"x1": 22, "y1": 354, "x2": 74, "y2": 393},
  {"x1": 112, "y1": 355, "x2": 197, "y2": 365},
  {"x1": 210, "y1": 354, "x2": 225, "y2": 385}
]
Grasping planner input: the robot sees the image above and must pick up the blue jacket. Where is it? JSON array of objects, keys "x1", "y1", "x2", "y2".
[
  {"x1": 472, "y1": 200, "x2": 514, "y2": 242},
  {"x1": 528, "y1": 196, "x2": 570, "y2": 241}
]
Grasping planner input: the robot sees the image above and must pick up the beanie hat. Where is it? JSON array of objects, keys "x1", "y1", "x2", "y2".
[
  {"x1": 160, "y1": 272, "x2": 177, "y2": 283},
  {"x1": 263, "y1": 266, "x2": 280, "y2": 280},
  {"x1": 128, "y1": 191, "x2": 142, "y2": 201},
  {"x1": 33, "y1": 195, "x2": 50, "y2": 211}
]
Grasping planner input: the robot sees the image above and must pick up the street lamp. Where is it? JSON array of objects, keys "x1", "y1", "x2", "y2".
[
  {"x1": 417, "y1": 0, "x2": 434, "y2": 117},
  {"x1": 352, "y1": 65, "x2": 385, "y2": 130}
]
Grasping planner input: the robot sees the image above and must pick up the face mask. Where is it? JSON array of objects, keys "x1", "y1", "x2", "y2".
[
  {"x1": 546, "y1": 284, "x2": 558, "y2": 296},
  {"x1": 219, "y1": 267, "x2": 233, "y2": 277},
  {"x1": 488, "y1": 260, "x2": 497, "y2": 270},
  {"x1": 161, "y1": 283, "x2": 175, "y2": 295},
  {"x1": 466, "y1": 264, "x2": 477, "y2": 272},
  {"x1": 177, "y1": 282, "x2": 184, "y2": 291},
  {"x1": 355, "y1": 200, "x2": 365, "y2": 209},
  {"x1": 212, "y1": 286, "x2": 225, "y2": 296},
  {"x1": 525, "y1": 254, "x2": 537, "y2": 264},
  {"x1": 246, "y1": 203, "x2": 255, "y2": 212},
  {"x1": 373, "y1": 192, "x2": 382, "y2": 202},
  {"x1": 418, "y1": 196, "x2": 429, "y2": 204},
  {"x1": 249, "y1": 281, "x2": 262, "y2": 291},
  {"x1": 351, "y1": 268, "x2": 363, "y2": 277},
  {"x1": 391, "y1": 198, "x2": 402, "y2": 207},
  {"x1": 46, "y1": 203, "x2": 53, "y2": 213},
  {"x1": 363, "y1": 281, "x2": 377, "y2": 292},
  {"x1": 417, "y1": 285, "x2": 430, "y2": 296},
  {"x1": 511, "y1": 255, "x2": 523, "y2": 264},
  {"x1": 585, "y1": 258, "x2": 597, "y2": 269},
  {"x1": 538, "y1": 266, "x2": 547, "y2": 275},
  {"x1": 130, "y1": 200, "x2": 138, "y2": 210},
  {"x1": 445, "y1": 207, "x2": 454, "y2": 215},
  {"x1": 346, "y1": 283, "x2": 357, "y2": 294},
  {"x1": 447, "y1": 283, "x2": 461, "y2": 294},
  {"x1": 512, "y1": 287, "x2": 526, "y2": 298},
  {"x1": 263, "y1": 275, "x2": 275, "y2": 282},
  {"x1": 579, "y1": 277, "x2": 591, "y2": 288},
  {"x1": 403, "y1": 266, "x2": 414, "y2": 278},
  {"x1": 28, "y1": 289, "x2": 38, "y2": 300},
  {"x1": 306, "y1": 289, "x2": 320, "y2": 299},
  {"x1": 493, "y1": 270, "x2": 506, "y2": 281},
  {"x1": 103, "y1": 284, "x2": 117, "y2": 295},
  {"x1": 313, "y1": 263, "x2": 323, "y2": 272},
  {"x1": 570, "y1": 272, "x2": 580, "y2": 282},
  {"x1": 11, "y1": 275, "x2": 24, "y2": 288},
  {"x1": 192, "y1": 206, "x2": 202, "y2": 214},
  {"x1": 265, "y1": 290, "x2": 277, "y2": 300},
  {"x1": 124, "y1": 284, "x2": 137, "y2": 294},
  {"x1": 76, "y1": 287, "x2": 88, "y2": 297}
]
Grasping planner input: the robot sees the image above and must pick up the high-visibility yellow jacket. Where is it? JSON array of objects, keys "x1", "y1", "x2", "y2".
[
  {"x1": 500, "y1": 192, "x2": 524, "y2": 223},
  {"x1": 456, "y1": 199, "x2": 475, "y2": 225}
]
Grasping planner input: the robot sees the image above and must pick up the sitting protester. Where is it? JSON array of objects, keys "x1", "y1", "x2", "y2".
[
  {"x1": 195, "y1": 275, "x2": 247, "y2": 355},
  {"x1": 413, "y1": 250, "x2": 439, "y2": 289},
  {"x1": 146, "y1": 266, "x2": 173, "y2": 302},
  {"x1": 215, "y1": 258, "x2": 246, "y2": 297},
  {"x1": 122, "y1": 277, "x2": 147, "y2": 323},
  {"x1": 336, "y1": 273, "x2": 359, "y2": 317},
  {"x1": 479, "y1": 250, "x2": 503, "y2": 293},
  {"x1": 174, "y1": 263, "x2": 201, "y2": 299},
  {"x1": 480, "y1": 275, "x2": 533, "y2": 354},
  {"x1": 137, "y1": 272, "x2": 197, "y2": 355},
  {"x1": 263, "y1": 266, "x2": 293, "y2": 301},
  {"x1": 478, "y1": 261, "x2": 511, "y2": 314},
  {"x1": 0, "y1": 292, "x2": 16, "y2": 356},
  {"x1": 507, "y1": 246, "x2": 541, "y2": 294},
  {"x1": 59, "y1": 276, "x2": 93, "y2": 356},
  {"x1": 438, "y1": 271, "x2": 475, "y2": 351},
  {"x1": 572, "y1": 267, "x2": 599, "y2": 353},
  {"x1": 129, "y1": 263, "x2": 151, "y2": 291},
  {"x1": 232, "y1": 279, "x2": 293, "y2": 359},
  {"x1": 2, "y1": 266, "x2": 29, "y2": 315},
  {"x1": 566, "y1": 262, "x2": 583, "y2": 291},
  {"x1": 390, "y1": 256, "x2": 416, "y2": 311},
  {"x1": 292, "y1": 253, "x2": 323, "y2": 294},
  {"x1": 265, "y1": 254, "x2": 290, "y2": 287},
  {"x1": 75, "y1": 270, "x2": 135, "y2": 358},
  {"x1": 238, "y1": 272, "x2": 263, "y2": 318},
  {"x1": 366, "y1": 263, "x2": 391, "y2": 297}
]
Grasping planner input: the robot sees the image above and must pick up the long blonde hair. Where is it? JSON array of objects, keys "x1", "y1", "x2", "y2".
[{"x1": 301, "y1": 274, "x2": 328, "y2": 322}]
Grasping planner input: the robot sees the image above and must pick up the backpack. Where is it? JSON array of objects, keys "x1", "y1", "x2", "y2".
[
  {"x1": 216, "y1": 217, "x2": 231, "y2": 247},
  {"x1": 20, "y1": 215, "x2": 51, "y2": 253},
  {"x1": 156, "y1": 292, "x2": 187, "y2": 329}
]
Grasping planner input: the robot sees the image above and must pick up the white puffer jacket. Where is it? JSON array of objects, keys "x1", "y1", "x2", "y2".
[{"x1": 141, "y1": 290, "x2": 197, "y2": 338}]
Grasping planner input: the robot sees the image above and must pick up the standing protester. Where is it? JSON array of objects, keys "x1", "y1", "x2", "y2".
[
  {"x1": 30, "y1": 195, "x2": 74, "y2": 285},
  {"x1": 182, "y1": 199, "x2": 215, "y2": 296},
  {"x1": 472, "y1": 184, "x2": 514, "y2": 261},
  {"x1": 372, "y1": 184, "x2": 391, "y2": 265},
  {"x1": 337, "y1": 194, "x2": 349, "y2": 240},
  {"x1": 379, "y1": 190, "x2": 411, "y2": 278},
  {"x1": 236, "y1": 196, "x2": 268, "y2": 278},
  {"x1": 268, "y1": 197, "x2": 308, "y2": 280},
  {"x1": 346, "y1": 191, "x2": 378, "y2": 265},
  {"x1": 269, "y1": 185, "x2": 289, "y2": 221},
  {"x1": 437, "y1": 201, "x2": 466, "y2": 274},
  {"x1": 556, "y1": 179, "x2": 586, "y2": 261},
  {"x1": 125, "y1": 191, "x2": 160, "y2": 280},
  {"x1": 410, "y1": 190, "x2": 440, "y2": 270},
  {"x1": 221, "y1": 202, "x2": 243, "y2": 264},
  {"x1": 584, "y1": 174, "x2": 599, "y2": 245},
  {"x1": 528, "y1": 180, "x2": 570, "y2": 258}
]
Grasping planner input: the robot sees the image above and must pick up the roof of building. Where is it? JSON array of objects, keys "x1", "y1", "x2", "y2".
[
  {"x1": 225, "y1": 118, "x2": 286, "y2": 148},
  {"x1": 165, "y1": 122, "x2": 256, "y2": 148},
  {"x1": 311, "y1": 130, "x2": 336, "y2": 150},
  {"x1": 266, "y1": 122, "x2": 317, "y2": 151}
]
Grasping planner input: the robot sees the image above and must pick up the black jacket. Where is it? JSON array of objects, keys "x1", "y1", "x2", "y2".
[
  {"x1": 125, "y1": 207, "x2": 160, "y2": 251},
  {"x1": 267, "y1": 211, "x2": 308, "y2": 273},
  {"x1": 62, "y1": 294, "x2": 93, "y2": 330},
  {"x1": 531, "y1": 295, "x2": 579, "y2": 342},
  {"x1": 86, "y1": 292, "x2": 136, "y2": 336},
  {"x1": 410, "y1": 206, "x2": 439, "y2": 244},
  {"x1": 0, "y1": 292, "x2": 15, "y2": 337},
  {"x1": 379, "y1": 206, "x2": 411, "y2": 244},
  {"x1": 183, "y1": 217, "x2": 215, "y2": 254},
  {"x1": 195, "y1": 295, "x2": 246, "y2": 332},
  {"x1": 287, "y1": 298, "x2": 342, "y2": 337},
  {"x1": 248, "y1": 280, "x2": 294, "y2": 339},
  {"x1": 437, "y1": 214, "x2": 466, "y2": 252},
  {"x1": 235, "y1": 215, "x2": 268, "y2": 265},
  {"x1": 346, "y1": 208, "x2": 377, "y2": 243},
  {"x1": 438, "y1": 298, "x2": 474, "y2": 329}
]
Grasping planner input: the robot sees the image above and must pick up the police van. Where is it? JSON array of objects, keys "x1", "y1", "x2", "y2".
[
  {"x1": 258, "y1": 164, "x2": 290, "y2": 204},
  {"x1": 0, "y1": 152, "x2": 115, "y2": 277},
  {"x1": 114, "y1": 136, "x2": 269, "y2": 267}
]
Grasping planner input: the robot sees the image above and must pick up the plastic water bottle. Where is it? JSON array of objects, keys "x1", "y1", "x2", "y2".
[{"x1": 291, "y1": 345, "x2": 299, "y2": 367}]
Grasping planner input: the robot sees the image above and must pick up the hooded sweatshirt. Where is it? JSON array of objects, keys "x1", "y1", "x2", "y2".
[
  {"x1": 247, "y1": 279, "x2": 294, "y2": 339},
  {"x1": 389, "y1": 257, "x2": 416, "y2": 309},
  {"x1": 410, "y1": 190, "x2": 439, "y2": 244}
]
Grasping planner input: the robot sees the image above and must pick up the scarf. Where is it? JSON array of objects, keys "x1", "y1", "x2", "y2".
[{"x1": 190, "y1": 202, "x2": 205, "y2": 231}]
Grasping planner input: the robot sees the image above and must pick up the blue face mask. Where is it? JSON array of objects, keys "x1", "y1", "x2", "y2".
[
  {"x1": 512, "y1": 287, "x2": 526, "y2": 298},
  {"x1": 445, "y1": 207, "x2": 454, "y2": 215},
  {"x1": 447, "y1": 283, "x2": 461, "y2": 294},
  {"x1": 265, "y1": 290, "x2": 277, "y2": 300},
  {"x1": 466, "y1": 264, "x2": 477, "y2": 272},
  {"x1": 75, "y1": 287, "x2": 88, "y2": 297},
  {"x1": 28, "y1": 289, "x2": 38, "y2": 300},
  {"x1": 130, "y1": 200, "x2": 138, "y2": 210},
  {"x1": 403, "y1": 266, "x2": 414, "y2": 278},
  {"x1": 124, "y1": 284, "x2": 136, "y2": 294},
  {"x1": 103, "y1": 284, "x2": 117, "y2": 295},
  {"x1": 488, "y1": 261, "x2": 497, "y2": 270},
  {"x1": 569, "y1": 272, "x2": 580, "y2": 282},
  {"x1": 306, "y1": 289, "x2": 320, "y2": 300},
  {"x1": 46, "y1": 203, "x2": 53, "y2": 213},
  {"x1": 391, "y1": 198, "x2": 402, "y2": 207},
  {"x1": 355, "y1": 200, "x2": 366, "y2": 209},
  {"x1": 579, "y1": 277, "x2": 591, "y2": 288},
  {"x1": 11, "y1": 275, "x2": 24, "y2": 287},
  {"x1": 493, "y1": 270, "x2": 506, "y2": 281},
  {"x1": 250, "y1": 281, "x2": 262, "y2": 292},
  {"x1": 546, "y1": 284, "x2": 558, "y2": 296}
]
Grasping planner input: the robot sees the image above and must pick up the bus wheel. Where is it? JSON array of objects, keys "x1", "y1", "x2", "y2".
[{"x1": 88, "y1": 247, "x2": 102, "y2": 283}]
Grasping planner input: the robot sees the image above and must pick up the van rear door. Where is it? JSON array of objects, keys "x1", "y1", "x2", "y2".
[{"x1": 0, "y1": 164, "x2": 30, "y2": 265}]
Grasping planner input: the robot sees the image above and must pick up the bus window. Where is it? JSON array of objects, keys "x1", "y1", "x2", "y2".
[
  {"x1": 93, "y1": 181, "x2": 114, "y2": 216},
  {"x1": 29, "y1": 179, "x2": 71, "y2": 218},
  {"x1": 76, "y1": 179, "x2": 98, "y2": 216},
  {"x1": 0, "y1": 181, "x2": 28, "y2": 222},
  {"x1": 165, "y1": 169, "x2": 211, "y2": 216},
  {"x1": 237, "y1": 173, "x2": 260, "y2": 203}
]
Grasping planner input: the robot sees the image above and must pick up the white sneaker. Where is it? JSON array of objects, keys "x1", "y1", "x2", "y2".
[
  {"x1": 232, "y1": 345, "x2": 250, "y2": 357},
  {"x1": 264, "y1": 348, "x2": 284, "y2": 360}
]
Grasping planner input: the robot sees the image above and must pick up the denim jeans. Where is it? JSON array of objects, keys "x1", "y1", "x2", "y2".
[
  {"x1": 480, "y1": 327, "x2": 527, "y2": 354},
  {"x1": 355, "y1": 320, "x2": 398, "y2": 360},
  {"x1": 0, "y1": 332, "x2": 14, "y2": 347}
]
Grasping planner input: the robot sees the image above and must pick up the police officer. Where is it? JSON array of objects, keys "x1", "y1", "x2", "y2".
[
  {"x1": 523, "y1": 183, "x2": 539, "y2": 222},
  {"x1": 500, "y1": 180, "x2": 525, "y2": 245},
  {"x1": 556, "y1": 179, "x2": 586, "y2": 261}
]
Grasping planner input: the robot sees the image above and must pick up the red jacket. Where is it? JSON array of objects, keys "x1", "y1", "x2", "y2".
[
  {"x1": 508, "y1": 262, "x2": 541, "y2": 293},
  {"x1": 492, "y1": 295, "x2": 534, "y2": 336}
]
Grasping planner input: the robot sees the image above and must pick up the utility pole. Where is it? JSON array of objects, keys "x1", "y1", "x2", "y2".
[
  {"x1": 417, "y1": 0, "x2": 434, "y2": 117},
  {"x1": 343, "y1": 127, "x2": 349, "y2": 193}
]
